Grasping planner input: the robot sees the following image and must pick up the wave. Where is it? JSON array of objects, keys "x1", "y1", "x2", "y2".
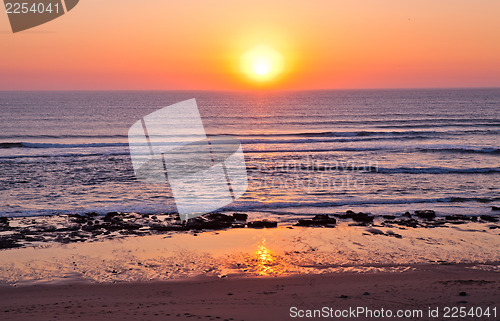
[
  {"x1": 1, "y1": 128, "x2": 498, "y2": 142},
  {"x1": 2, "y1": 196, "x2": 498, "y2": 218},
  {"x1": 267, "y1": 165, "x2": 500, "y2": 174},
  {"x1": 416, "y1": 147, "x2": 500, "y2": 155},
  {"x1": 223, "y1": 197, "x2": 500, "y2": 211},
  {"x1": 0, "y1": 134, "x2": 128, "y2": 139},
  {"x1": 1, "y1": 145, "x2": 498, "y2": 160},
  {"x1": 244, "y1": 146, "x2": 500, "y2": 155},
  {"x1": 375, "y1": 166, "x2": 500, "y2": 174},
  {"x1": 0, "y1": 142, "x2": 129, "y2": 149}
]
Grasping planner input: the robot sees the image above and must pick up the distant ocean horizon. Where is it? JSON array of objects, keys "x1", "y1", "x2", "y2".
[{"x1": 1, "y1": 88, "x2": 499, "y2": 222}]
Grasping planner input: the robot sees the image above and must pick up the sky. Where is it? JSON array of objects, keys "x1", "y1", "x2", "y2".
[{"x1": 1, "y1": 0, "x2": 500, "y2": 91}]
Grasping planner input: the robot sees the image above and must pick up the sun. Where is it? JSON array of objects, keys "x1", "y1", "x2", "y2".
[{"x1": 241, "y1": 45, "x2": 284, "y2": 82}]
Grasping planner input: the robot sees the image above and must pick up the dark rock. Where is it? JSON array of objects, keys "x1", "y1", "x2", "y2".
[
  {"x1": 386, "y1": 231, "x2": 403, "y2": 238},
  {"x1": 492, "y1": 206, "x2": 500, "y2": 211},
  {"x1": 415, "y1": 210, "x2": 436, "y2": 219},
  {"x1": 459, "y1": 292, "x2": 467, "y2": 296},
  {"x1": 188, "y1": 220, "x2": 233, "y2": 230},
  {"x1": 296, "y1": 214, "x2": 337, "y2": 227},
  {"x1": 470, "y1": 216, "x2": 478, "y2": 222},
  {"x1": 382, "y1": 215, "x2": 396, "y2": 220},
  {"x1": 0, "y1": 236, "x2": 21, "y2": 249},
  {"x1": 103, "y1": 212, "x2": 123, "y2": 222},
  {"x1": 149, "y1": 224, "x2": 188, "y2": 232},
  {"x1": 121, "y1": 223, "x2": 142, "y2": 230},
  {"x1": 0, "y1": 217, "x2": 9, "y2": 231},
  {"x1": 247, "y1": 220, "x2": 277, "y2": 228},
  {"x1": 351, "y1": 212, "x2": 374, "y2": 222},
  {"x1": 232, "y1": 213, "x2": 248, "y2": 221},
  {"x1": 338, "y1": 211, "x2": 374, "y2": 222},
  {"x1": 231, "y1": 223, "x2": 246, "y2": 228},
  {"x1": 395, "y1": 219, "x2": 420, "y2": 228},
  {"x1": 480, "y1": 215, "x2": 499, "y2": 222},
  {"x1": 206, "y1": 213, "x2": 235, "y2": 222},
  {"x1": 445, "y1": 214, "x2": 469, "y2": 221},
  {"x1": 366, "y1": 227, "x2": 384, "y2": 235},
  {"x1": 68, "y1": 214, "x2": 88, "y2": 224},
  {"x1": 337, "y1": 210, "x2": 356, "y2": 219},
  {"x1": 402, "y1": 212, "x2": 412, "y2": 218},
  {"x1": 363, "y1": 292, "x2": 370, "y2": 296}
]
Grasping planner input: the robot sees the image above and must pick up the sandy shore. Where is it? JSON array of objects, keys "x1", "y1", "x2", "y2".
[
  {"x1": 0, "y1": 221, "x2": 498, "y2": 320},
  {"x1": 0, "y1": 265, "x2": 498, "y2": 321}
]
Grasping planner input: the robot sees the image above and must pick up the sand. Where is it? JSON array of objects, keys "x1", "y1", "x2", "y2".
[
  {"x1": 0, "y1": 265, "x2": 498, "y2": 321},
  {"x1": 0, "y1": 222, "x2": 498, "y2": 320}
]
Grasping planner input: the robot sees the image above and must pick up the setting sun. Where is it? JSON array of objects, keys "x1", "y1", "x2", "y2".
[{"x1": 241, "y1": 45, "x2": 284, "y2": 82}]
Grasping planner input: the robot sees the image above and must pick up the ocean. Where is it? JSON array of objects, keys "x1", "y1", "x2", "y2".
[{"x1": 0, "y1": 89, "x2": 499, "y2": 222}]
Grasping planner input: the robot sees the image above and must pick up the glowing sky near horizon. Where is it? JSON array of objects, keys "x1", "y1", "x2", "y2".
[{"x1": 1, "y1": 0, "x2": 499, "y2": 90}]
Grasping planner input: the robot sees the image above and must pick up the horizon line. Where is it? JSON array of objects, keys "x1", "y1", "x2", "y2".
[{"x1": 1, "y1": 86, "x2": 500, "y2": 93}]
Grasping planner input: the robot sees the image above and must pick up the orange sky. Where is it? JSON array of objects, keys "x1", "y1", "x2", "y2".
[{"x1": 1, "y1": 0, "x2": 500, "y2": 90}]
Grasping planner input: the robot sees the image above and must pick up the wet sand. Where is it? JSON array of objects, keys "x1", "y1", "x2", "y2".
[
  {"x1": 0, "y1": 265, "x2": 498, "y2": 321},
  {"x1": 0, "y1": 221, "x2": 498, "y2": 320}
]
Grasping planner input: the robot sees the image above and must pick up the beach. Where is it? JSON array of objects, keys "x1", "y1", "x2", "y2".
[
  {"x1": 0, "y1": 214, "x2": 499, "y2": 320},
  {"x1": 1, "y1": 265, "x2": 498, "y2": 321},
  {"x1": 0, "y1": 89, "x2": 499, "y2": 320},
  {"x1": 2, "y1": 0, "x2": 500, "y2": 319}
]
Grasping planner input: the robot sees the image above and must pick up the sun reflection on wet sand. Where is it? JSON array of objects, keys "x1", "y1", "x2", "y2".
[
  {"x1": 224, "y1": 238, "x2": 293, "y2": 276},
  {"x1": 255, "y1": 240, "x2": 280, "y2": 276}
]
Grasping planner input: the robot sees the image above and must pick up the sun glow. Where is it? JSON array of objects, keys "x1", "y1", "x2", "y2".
[{"x1": 241, "y1": 45, "x2": 284, "y2": 82}]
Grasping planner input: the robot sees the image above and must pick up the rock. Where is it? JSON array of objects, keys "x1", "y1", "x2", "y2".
[
  {"x1": 0, "y1": 236, "x2": 21, "y2": 249},
  {"x1": 366, "y1": 228, "x2": 384, "y2": 235},
  {"x1": 336, "y1": 210, "x2": 356, "y2": 219},
  {"x1": 492, "y1": 206, "x2": 500, "y2": 211},
  {"x1": 415, "y1": 210, "x2": 436, "y2": 219},
  {"x1": 247, "y1": 220, "x2": 277, "y2": 228},
  {"x1": 232, "y1": 213, "x2": 248, "y2": 221},
  {"x1": 459, "y1": 292, "x2": 467, "y2": 296},
  {"x1": 351, "y1": 212, "x2": 374, "y2": 222},
  {"x1": 386, "y1": 230, "x2": 403, "y2": 238},
  {"x1": 402, "y1": 212, "x2": 412, "y2": 218},
  {"x1": 296, "y1": 214, "x2": 337, "y2": 227},
  {"x1": 395, "y1": 219, "x2": 420, "y2": 228},
  {"x1": 480, "y1": 215, "x2": 499, "y2": 222},
  {"x1": 149, "y1": 224, "x2": 188, "y2": 232},
  {"x1": 445, "y1": 214, "x2": 469, "y2": 221},
  {"x1": 206, "y1": 213, "x2": 235, "y2": 222},
  {"x1": 338, "y1": 211, "x2": 374, "y2": 222},
  {"x1": 68, "y1": 214, "x2": 88, "y2": 224},
  {"x1": 103, "y1": 212, "x2": 123, "y2": 222},
  {"x1": 188, "y1": 220, "x2": 233, "y2": 230},
  {"x1": 382, "y1": 215, "x2": 396, "y2": 220}
]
